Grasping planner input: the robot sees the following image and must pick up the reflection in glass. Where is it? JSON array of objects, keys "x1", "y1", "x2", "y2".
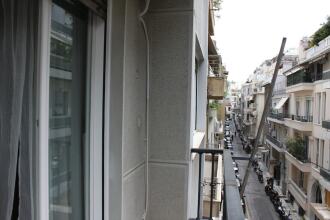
[{"x1": 49, "y1": 3, "x2": 88, "y2": 220}]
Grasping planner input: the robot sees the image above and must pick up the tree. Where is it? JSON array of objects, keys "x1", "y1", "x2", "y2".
[
  {"x1": 311, "y1": 17, "x2": 330, "y2": 46},
  {"x1": 213, "y1": 0, "x2": 222, "y2": 10},
  {"x1": 212, "y1": 0, "x2": 223, "y2": 18},
  {"x1": 286, "y1": 137, "x2": 306, "y2": 162}
]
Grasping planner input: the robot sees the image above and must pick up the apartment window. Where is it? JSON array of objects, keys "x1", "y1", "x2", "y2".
[
  {"x1": 316, "y1": 63, "x2": 323, "y2": 80},
  {"x1": 318, "y1": 93, "x2": 322, "y2": 124},
  {"x1": 320, "y1": 140, "x2": 324, "y2": 168},
  {"x1": 298, "y1": 171, "x2": 304, "y2": 189},
  {"x1": 316, "y1": 139, "x2": 319, "y2": 167},
  {"x1": 304, "y1": 136, "x2": 309, "y2": 160},
  {"x1": 306, "y1": 99, "x2": 312, "y2": 118},
  {"x1": 195, "y1": 58, "x2": 199, "y2": 129},
  {"x1": 296, "y1": 100, "x2": 300, "y2": 116},
  {"x1": 322, "y1": 92, "x2": 326, "y2": 121}
]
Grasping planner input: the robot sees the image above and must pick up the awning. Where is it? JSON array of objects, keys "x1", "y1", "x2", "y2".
[
  {"x1": 283, "y1": 65, "x2": 305, "y2": 76},
  {"x1": 246, "y1": 95, "x2": 254, "y2": 101},
  {"x1": 274, "y1": 96, "x2": 289, "y2": 110}
]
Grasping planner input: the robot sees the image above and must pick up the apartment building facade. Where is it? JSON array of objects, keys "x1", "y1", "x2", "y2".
[
  {"x1": 266, "y1": 36, "x2": 330, "y2": 219},
  {"x1": 0, "y1": 0, "x2": 219, "y2": 220}
]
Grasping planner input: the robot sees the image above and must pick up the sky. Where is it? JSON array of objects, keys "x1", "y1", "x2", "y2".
[{"x1": 214, "y1": 0, "x2": 330, "y2": 85}]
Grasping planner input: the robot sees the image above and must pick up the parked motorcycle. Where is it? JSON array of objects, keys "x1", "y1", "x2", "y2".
[
  {"x1": 280, "y1": 211, "x2": 292, "y2": 220},
  {"x1": 265, "y1": 177, "x2": 274, "y2": 195},
  {"x1": 256, "y1": 168, "x2": 263, "y2": 183}
]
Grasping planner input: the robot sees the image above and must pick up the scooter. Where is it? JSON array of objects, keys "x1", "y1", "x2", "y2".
[
  {"x1": 256, "y1": 168, "x2": 263, "y2": 183},
  {"x1": 265, "y1": 177, "x2": 274, "y2": 195}
]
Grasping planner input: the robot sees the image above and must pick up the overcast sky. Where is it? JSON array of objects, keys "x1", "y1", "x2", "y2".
[{"x1": 214, "y1": 0, "x2": 330, "y2": 85}]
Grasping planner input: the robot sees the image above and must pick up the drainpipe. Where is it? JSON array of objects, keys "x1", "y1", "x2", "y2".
[{"x1": 139, "y1": 0, "x2": 150, "y2": 219}]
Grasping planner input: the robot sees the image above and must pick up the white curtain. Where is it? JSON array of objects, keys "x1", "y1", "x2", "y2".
[{"x1": 0, "y1": 0, "x2": 38, "y2": 219}]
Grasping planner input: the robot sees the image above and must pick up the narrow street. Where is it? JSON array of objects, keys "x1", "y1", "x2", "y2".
[{"x1": 229, "y1": 119, "x2": 280, "y2": 220}]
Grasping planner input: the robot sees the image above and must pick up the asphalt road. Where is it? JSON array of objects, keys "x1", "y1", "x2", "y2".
[{"x1": 229, "y1": 120, "x2": 280, "y2": 220}]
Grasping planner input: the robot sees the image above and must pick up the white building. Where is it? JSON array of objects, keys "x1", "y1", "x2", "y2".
[
  {"x1": 0, "y1": 1, "x2": 235, "y2": 220},
  {"x1": 266, "y1": 35, "x2": 330, "y2": 219}
]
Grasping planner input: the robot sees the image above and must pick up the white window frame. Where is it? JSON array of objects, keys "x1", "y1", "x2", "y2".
[{"x1": 36, "y1": 1, "x2": 105, "y2": 219}]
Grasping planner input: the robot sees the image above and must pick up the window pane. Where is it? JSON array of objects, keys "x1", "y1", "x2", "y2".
[{"x1": 49, "y1": 3, "x2": 88, "y2": 220}]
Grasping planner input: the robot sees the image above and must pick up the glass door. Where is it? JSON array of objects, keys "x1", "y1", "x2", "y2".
[
  {"x1": 49, "y1": 2, "x2": 88, "y2": 220},
  {"x1": 306, "y1": 99, "x2": 311, "y2": 121}
]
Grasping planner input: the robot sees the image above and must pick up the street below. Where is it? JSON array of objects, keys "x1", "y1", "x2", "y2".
[{"x1": 229, "y1": 119, "x2": 280, "y2": 220}]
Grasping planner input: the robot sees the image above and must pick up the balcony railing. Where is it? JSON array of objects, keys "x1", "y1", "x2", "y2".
[
  {"x1": 290, "y1": 115, "x2": 313, "y2": 122},
  {"x1": 320, "y1": 167, "x2": 330, "y2": 182},
  {"x1": 304, "y1": 35, "x2": 330, "y2": 61},
  {"x1": 287, "y1": 147, "x2": 309, "y2": 163},
  {"x1": 273, "y1": 89, "x2": 286, "y2": 96},
  {"x1": 203, "y1": 177, "x2": 220, "y2": 200},
  {"x1": 191, "y1": 148, "x2": 245, "y2": 220},
  {"x1": 268, "y1": 112, "x2": 288, "y2": 121},
  {"x1": 266, "y1": 134, "x2": 284, "y2": 148},
  {"x1": 287, "y1": 70, "x2": 312, "y2": 87},
  {"x1": 322, "y1": 120, "x2": 330, "y2": 130}
]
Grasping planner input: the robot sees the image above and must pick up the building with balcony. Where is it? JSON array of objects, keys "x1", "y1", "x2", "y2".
[
  {"x1": 278, "y1": 35, "x2": 330, "y2": 219},
  {"x1": 1, "y1": 1, "x2": 247, "y2": 220},
  {"x1": 265, "y1": 55, "x2": 297, "y2": 193}
]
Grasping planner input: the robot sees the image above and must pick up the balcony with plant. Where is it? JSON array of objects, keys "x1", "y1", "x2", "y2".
[{"x1": 286, "y1": 137, "x2": 308, "y2": 162}]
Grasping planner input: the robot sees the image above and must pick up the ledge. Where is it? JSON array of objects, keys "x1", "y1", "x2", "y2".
[
  {"x1": 267, "y1": 116, "x2": 285, "y2": 125},
  {"x1": 288, "y1": 180, "x2": 308, "y2": 210},
  {"x1": 284, "y1": 118, "x2": 312, "y2": 132},
  {"x1": 286, "y1": 83, "x2": 314, "y2": 93},
  {"x1": 285, "y1": 152, "x2": 311, "y2": 172},
  {"x1": 310, "y1": 203, "x2": 330, "y2": 220}
]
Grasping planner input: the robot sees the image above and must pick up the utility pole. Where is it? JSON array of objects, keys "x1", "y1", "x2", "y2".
[{"x1": 240, "y1": 38, "x2": 286, "y2": 198}]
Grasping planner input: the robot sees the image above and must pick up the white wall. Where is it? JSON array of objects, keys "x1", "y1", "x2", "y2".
[
  {"x1": 147, "y1": 1, "x2": 194, "y2": 219},
  {"x1": 105, "y1": 0, "x2": 209, "y2": 219}
]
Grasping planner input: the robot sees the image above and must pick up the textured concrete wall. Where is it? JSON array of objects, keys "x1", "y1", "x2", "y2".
[
  {"x1": 146, "y1": 2, "x2": 193, "y2": 217},
  {"x1": 105, "y1": 0, "x2": 209, "y2": 219},
  {"x1": 146, "y1": 0, "x2": 209, "y2": 219}
]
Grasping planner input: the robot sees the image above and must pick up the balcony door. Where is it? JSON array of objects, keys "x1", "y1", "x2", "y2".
[
  {"x1": 306, "y1": 99, "x2": 312, "y2": 121},
  {"x1": 49, "y1": 3, "x2": 88, "y2": 219},
  {"x1": 295, "y1": 101, "x2": 300, "y2": 117},
  {"x1": 40, "y1": 1, "x2": 105, "y2": 219}
]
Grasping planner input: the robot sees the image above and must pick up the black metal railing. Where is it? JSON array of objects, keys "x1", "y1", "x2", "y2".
[
  {"x1": 266, "y1": 134, "x2": 283, "y2": 148},
  {"x1": 290, "y1": 115, "x2": 313, "y2": 122},
  {"x1": 320, "y1": 167, "x2": 330, "y2": 182},
  {"x1": 287, "y1": 70, "x2": 312, "y2": 86},
  {"x1": 191, "y1": 148, "x2": 245, "y2": 220},
  {"x1": 268, "y1": 112, "x2": 288, "y2": 121},
  {"x1": 323, "y1": 70, "x2": 330, "y2": 80},
  {"x1": 322, "y1": 120, "x2": 330, "y2": 129}
]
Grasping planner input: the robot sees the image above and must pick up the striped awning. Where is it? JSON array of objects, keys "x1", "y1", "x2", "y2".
[{"x1": 274, "y1": 96, "x2": 288, "y2": 110}]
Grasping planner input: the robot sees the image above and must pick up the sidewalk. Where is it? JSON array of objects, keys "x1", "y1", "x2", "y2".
[{"x1": 258, "y1": 162, "x2": 300, "y2": 220}]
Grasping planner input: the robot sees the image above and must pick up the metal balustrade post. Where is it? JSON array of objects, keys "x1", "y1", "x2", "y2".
[
  {"x1": 209, "y1": 153, "x2": 215, "y2": 219},
  {"x1": 197, "y1": 152, "x2": 203, "y2": 220},
  {"x1": 190, "y1": 148, "x2": 225, "y2": 220}
]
